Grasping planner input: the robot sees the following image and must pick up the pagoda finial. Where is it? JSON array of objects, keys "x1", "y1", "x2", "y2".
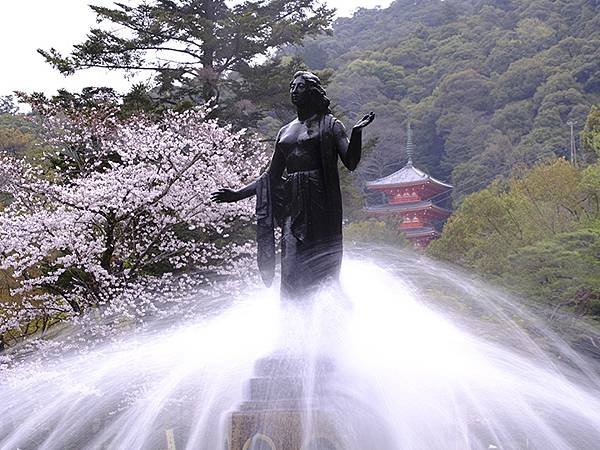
[{"x1": 406, "y1": 119, "x2": 415, "y2": 166}]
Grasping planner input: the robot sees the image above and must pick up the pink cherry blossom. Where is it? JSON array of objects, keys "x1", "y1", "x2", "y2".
[{"x1": 0, "y1": 105, "x2": 268, "y2": 340}]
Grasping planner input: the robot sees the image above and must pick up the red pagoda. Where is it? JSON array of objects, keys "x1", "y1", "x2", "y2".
[{"x1": 365, "y1": 122, "x2": 453, "y2": 247}]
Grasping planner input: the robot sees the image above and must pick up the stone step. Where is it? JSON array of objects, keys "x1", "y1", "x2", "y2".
[
  {"x1": 248, "y1": 376, "x2": 331, "y2": 402},
  {"x1": 254, "y1": 355, "x2": 335, "y2": 378}
]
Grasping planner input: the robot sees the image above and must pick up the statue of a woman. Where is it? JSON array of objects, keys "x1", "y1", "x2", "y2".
[{"x1": 212, "y1": 71, "x2": 374, "y2": 299}]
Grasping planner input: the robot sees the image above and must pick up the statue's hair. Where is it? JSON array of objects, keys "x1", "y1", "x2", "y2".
[{"x1": 292, "y1": 71, "x2": 332, "y2": 114}]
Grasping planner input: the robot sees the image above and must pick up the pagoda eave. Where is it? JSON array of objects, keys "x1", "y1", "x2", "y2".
[
  {"x1": 365, "y1": 202, "x2": 452, "y2": 218},
  {"x1": 365, "y1": 180, "x2": 452, "y2": 192}
]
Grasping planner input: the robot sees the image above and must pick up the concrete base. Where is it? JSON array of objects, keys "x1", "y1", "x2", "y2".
[
  {"x1": 226, "y1": 355, "x2": 340, "y2": 450},
  {"x1": 228, "y1": 409, "x2": 339, "y2": 450}
]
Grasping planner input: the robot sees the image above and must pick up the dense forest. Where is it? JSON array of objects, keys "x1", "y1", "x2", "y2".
[
  {"x1": 286, "y1": 0, "x2": 600, "y2": 324},
  {"x1": 291, "y1": 0, "x2": 600, "y2": 204}
]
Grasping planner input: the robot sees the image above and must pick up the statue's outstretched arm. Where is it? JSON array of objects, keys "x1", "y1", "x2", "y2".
[
  {"x1": 211, "y1": 134, "x2": 286, "y2": 203},
  {"x1": 335, "y1": 112, "x2": 375, "y2": 171}
]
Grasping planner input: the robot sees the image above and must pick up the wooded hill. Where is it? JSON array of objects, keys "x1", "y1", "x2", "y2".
[
  {"x1": 289, "y1": 0, "x2": 600, "y2": 326},
  {"x1": 292, "y1": 0, "x2": 600, "y2": 204}
]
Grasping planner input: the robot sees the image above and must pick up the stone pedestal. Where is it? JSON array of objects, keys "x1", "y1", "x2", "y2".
[
  {"x1": 226, "y1": 355, "x2": 340, "y2": 450},
  {"x1": 229, "y1": 410, "x2": 339, "y2": 450}
]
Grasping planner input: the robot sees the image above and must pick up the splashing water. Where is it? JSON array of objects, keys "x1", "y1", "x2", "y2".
[{"x1": 1, "y1": 250, "x2": 600, "y2": 449}]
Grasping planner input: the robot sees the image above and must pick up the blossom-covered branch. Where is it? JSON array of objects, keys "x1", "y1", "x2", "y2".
[{"x1": 0, "y1": 105, "x2": 268, "y2": 335}]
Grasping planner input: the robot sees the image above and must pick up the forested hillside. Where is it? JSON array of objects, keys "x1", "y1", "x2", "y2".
[
  {"x1": 287, "y1": 0, "x2": 600, "y2": 324},
  {"x1": 292, "y1": 0, "x2": 600, "y2": 204}
]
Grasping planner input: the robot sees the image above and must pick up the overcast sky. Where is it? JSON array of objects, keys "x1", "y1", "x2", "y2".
[{"x1": 0, "y1": 0, "x2": 392, "y2": 99}]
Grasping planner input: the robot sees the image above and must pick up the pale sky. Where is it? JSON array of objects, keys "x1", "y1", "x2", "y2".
[{"x1": 0, "y1": 0, "x2": 393, "y2": 99}]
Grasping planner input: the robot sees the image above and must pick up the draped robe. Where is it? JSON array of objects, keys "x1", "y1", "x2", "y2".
[{"x1": 255, "y1": 114, "x2": 345, "y2": 299}]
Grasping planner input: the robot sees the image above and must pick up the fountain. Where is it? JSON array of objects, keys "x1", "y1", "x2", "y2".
[{"x1": 2, "y1": 249, "x2": 600, "y2": 450}]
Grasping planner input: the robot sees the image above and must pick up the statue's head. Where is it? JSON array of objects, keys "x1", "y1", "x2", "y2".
[{"x1": 290, "y1": 71, "x2": 331, "y2": 114}]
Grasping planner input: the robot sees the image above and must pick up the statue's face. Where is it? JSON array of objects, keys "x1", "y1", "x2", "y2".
[{"x1": 290, "y1": 77, "x2": 309, "y2": 106}]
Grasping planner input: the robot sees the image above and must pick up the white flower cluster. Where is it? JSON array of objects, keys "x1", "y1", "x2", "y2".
[{"x1": 0, "y1": 107, "x2": 268, "y2": 337}]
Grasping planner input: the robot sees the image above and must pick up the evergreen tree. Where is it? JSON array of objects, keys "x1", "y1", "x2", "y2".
[{"x1": 39, "y1": 0, "x2": 334, "y2": 123}]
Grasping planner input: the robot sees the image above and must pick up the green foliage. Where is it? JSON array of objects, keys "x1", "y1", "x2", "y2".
[
  {"x1": 582, "y1": 105, "x2": 600, "y2": 158},
  {"x1": 344, "y1": 59, "x2": 407, "y2": 99},
  {"x1": 0, "y1": 105, "x2": 50, "y2": 166},
  {"x1": 504, "y1": 229, "x2": 600, "y2": 317},
  {"x1": 493, "y1": 57, "x2": 550, "y2": 107},
  {"x1": 0, "y1": 126, "x2": 34, "y2": 155},
  {"x1": 120, "y1": 83, "x2": 161, "y2": 117},
  {"x1": 343, "y1": 219, "x2": 407, "y2": 247},
  {"x1": 429, "y1": 158, "x2": 600, "y2": 319},
  {"x1": 491, "y1": 100, "x2": 533, "y2": 144},
  {"x1": 434, "y1": 69, "x2": 493, "y2": 112}
]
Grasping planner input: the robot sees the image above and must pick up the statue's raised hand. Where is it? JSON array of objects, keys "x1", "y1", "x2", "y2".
[
  {"x1": 353, "y1": 112, "x2": 375, "y2": 130},
  {"x1": 211, "y1": 188, "x2": 242, "y2": 203}
]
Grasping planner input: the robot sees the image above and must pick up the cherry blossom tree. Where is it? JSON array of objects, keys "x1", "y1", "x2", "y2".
[{"x1": 0, "y1": 104, "x2": 267, "y2": 338}]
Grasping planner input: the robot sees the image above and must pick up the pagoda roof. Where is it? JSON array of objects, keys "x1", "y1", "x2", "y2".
[
  {"x1": 365, "y1": 200, "x2": 452, "y2": 216},
  {"x1": 366, "y1": 163, "x2": 453, "y2": 190}
]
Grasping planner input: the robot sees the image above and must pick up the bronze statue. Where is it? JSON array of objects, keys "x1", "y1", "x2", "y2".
[{"x1": 212, "y1": 71, "x2": 374, "y2": 299}]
